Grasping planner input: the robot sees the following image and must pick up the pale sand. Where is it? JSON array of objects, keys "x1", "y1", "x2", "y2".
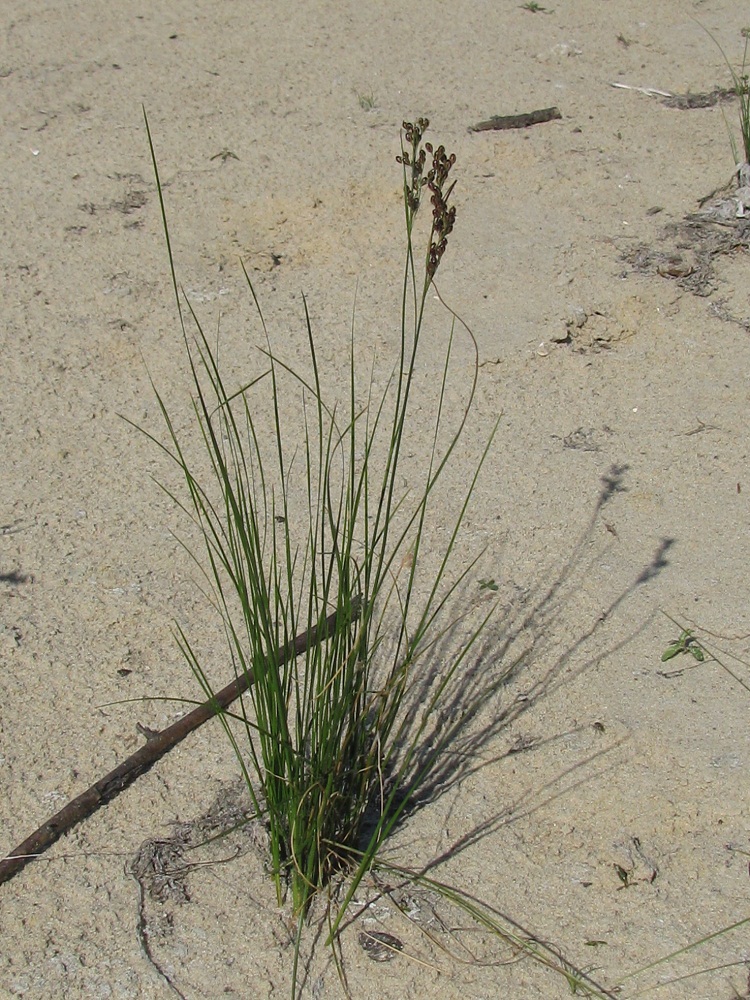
[{"x1": 2, "y1": 3, "x2": 750, "y2": 997}]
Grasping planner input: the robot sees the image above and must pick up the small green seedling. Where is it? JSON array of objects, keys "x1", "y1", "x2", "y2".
[
  {"x1": 478, "y1": 578, "x2": 499, "y2": 592},
  {"x1": 661, "y1": 629, "x2": 705, "y2": 663},
  {"x1": 210, "y1": 147, "x2": 239, "y2": 163},
  {"x1": 614, "y1": 863, "x2": 633, "y2": 889},
  {"x1": 520, "y1": 1, "x2": 551, "y2": 11},
  {"x1": 355, "y1": 90, "x2": 377, "y2": 111}
]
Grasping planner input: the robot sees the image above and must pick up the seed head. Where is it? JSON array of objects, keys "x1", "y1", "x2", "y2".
[{"x1": 397, "y1": 120, "x2": 458, "y2": 279}]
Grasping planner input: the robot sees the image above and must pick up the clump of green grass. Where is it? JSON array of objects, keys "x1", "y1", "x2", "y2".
[
  {"x1": 137, "y1": 113, "x2": 622, "y2": 1000},
  {"x1": 143, "y1": 114, "x2": 499, "y2": 935},
  {"x1": 355, "y1": 89, "x2": 377, "y2": 111}
]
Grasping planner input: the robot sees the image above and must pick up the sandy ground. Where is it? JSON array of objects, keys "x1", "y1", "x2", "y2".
[{"x1": 2, "y1": 1, "x2": 750, "y2": 997}]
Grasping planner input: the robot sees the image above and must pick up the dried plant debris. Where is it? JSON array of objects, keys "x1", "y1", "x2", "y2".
[
  {"x1": 692, "y1": 165, "x2": 750, "y2": 223},
  {"x1": 548, "y1": 426, "x2": 613, "y2": 451},
  {"x1": 623, "y1": 205, "x2": 750, "y2": 299},
  {"x1": 109, "y1": 188, "x2": 148, "y2": 214},
  {"x1": 661, "y1": 86, "x2": 736, "y2": 110},
  {"x1": 612, "y1": 82, "x2": 737, "y2": 109},
  {"x1": 623, "y1": 244, "x2": 714, "y2": 296},
  {"x1": 130, "y1": 780, "x2": 259, "y2": 904},
  {"x1": 358, "y1": 930, "x2": 405, "y2": 962},
  {"x1": 131, "y1": 835, "x2": 192, "y2": 904},
  {"x1": 711, "y1": 298, "x2": 750, "y2": 332},
  {"x1": 560, "y1": 426, "x2": 613, "y2": 452}
]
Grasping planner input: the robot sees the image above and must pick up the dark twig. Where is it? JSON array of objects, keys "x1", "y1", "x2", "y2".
[
  {"x1": 0, "y1": 607, "x2": 349, "y2": 887},
  {"x1": 469, "y1": 107, "x2": 562, "y2": 131}
]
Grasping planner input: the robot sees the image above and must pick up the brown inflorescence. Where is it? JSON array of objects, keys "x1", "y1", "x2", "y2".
[{"x1": 397, "y1": 119, "x2": 457, "y2": 279}]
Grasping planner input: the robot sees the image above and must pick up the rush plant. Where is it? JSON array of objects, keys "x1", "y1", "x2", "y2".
[{"x1": 143, "y1": 113, "x2": 498, "y2": 934}]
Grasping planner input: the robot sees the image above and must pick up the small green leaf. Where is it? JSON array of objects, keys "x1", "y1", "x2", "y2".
[
  {"x1": 661, "y1": 628, "x2": 705, "y2": 662},
  {"x1": 661, "y1": 643, "x2": 681, "y2": 661},
  {"x1": 614, "y1": 863, "x2": 631, "y2": 887},
  {"x1": 478, "y1": 578, "x2": 498, "y2": 592}
]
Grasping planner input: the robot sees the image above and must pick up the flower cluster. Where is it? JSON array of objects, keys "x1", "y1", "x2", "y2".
[
  {"x1": 426, "y1": 144, "x2": 456, "y2": 278},
  {"x1": 396, "y1": 117, "x2": 430, "y2": 213},
  {"x1": 397, "y1": 119, "x2": 457, "y2": 280}
]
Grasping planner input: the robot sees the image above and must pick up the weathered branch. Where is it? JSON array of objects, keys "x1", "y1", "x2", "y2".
[
  {"x1": 469, "y1": 107, "x2": 562, "y2": 132},
  {"x1": 0, "y1": 608, "x2": 346, "y2": 886}
]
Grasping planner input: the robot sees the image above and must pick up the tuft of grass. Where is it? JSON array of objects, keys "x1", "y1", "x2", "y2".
[
  {"x1": 142, "y1": 111, "x2": 506, "y2": 977},
  {"x1": 140, "y1": 113, "x2": 611, "y2": 999},
  {"x1": 355, "y1": 89, "x2": 377, "y2": 111}
]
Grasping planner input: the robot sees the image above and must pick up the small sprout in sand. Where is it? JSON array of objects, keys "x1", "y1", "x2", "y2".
[
  {"x1": 614, "y1": 863, "x2": 634, "y2": 889},
  {"x1": 355, "y1": 90, "x2": 377, "y2": 111},
  {"x1": 661, "y1": 628, "x2": 705, "y2": 663}
]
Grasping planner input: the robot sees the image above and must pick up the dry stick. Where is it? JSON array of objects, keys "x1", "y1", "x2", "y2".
[
  {"x1": 468, "y1": 106, "x2": 562, "y2": 132},
  {"x1": 0, "y1": 608, "x2": 345, "y2": 887}
]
